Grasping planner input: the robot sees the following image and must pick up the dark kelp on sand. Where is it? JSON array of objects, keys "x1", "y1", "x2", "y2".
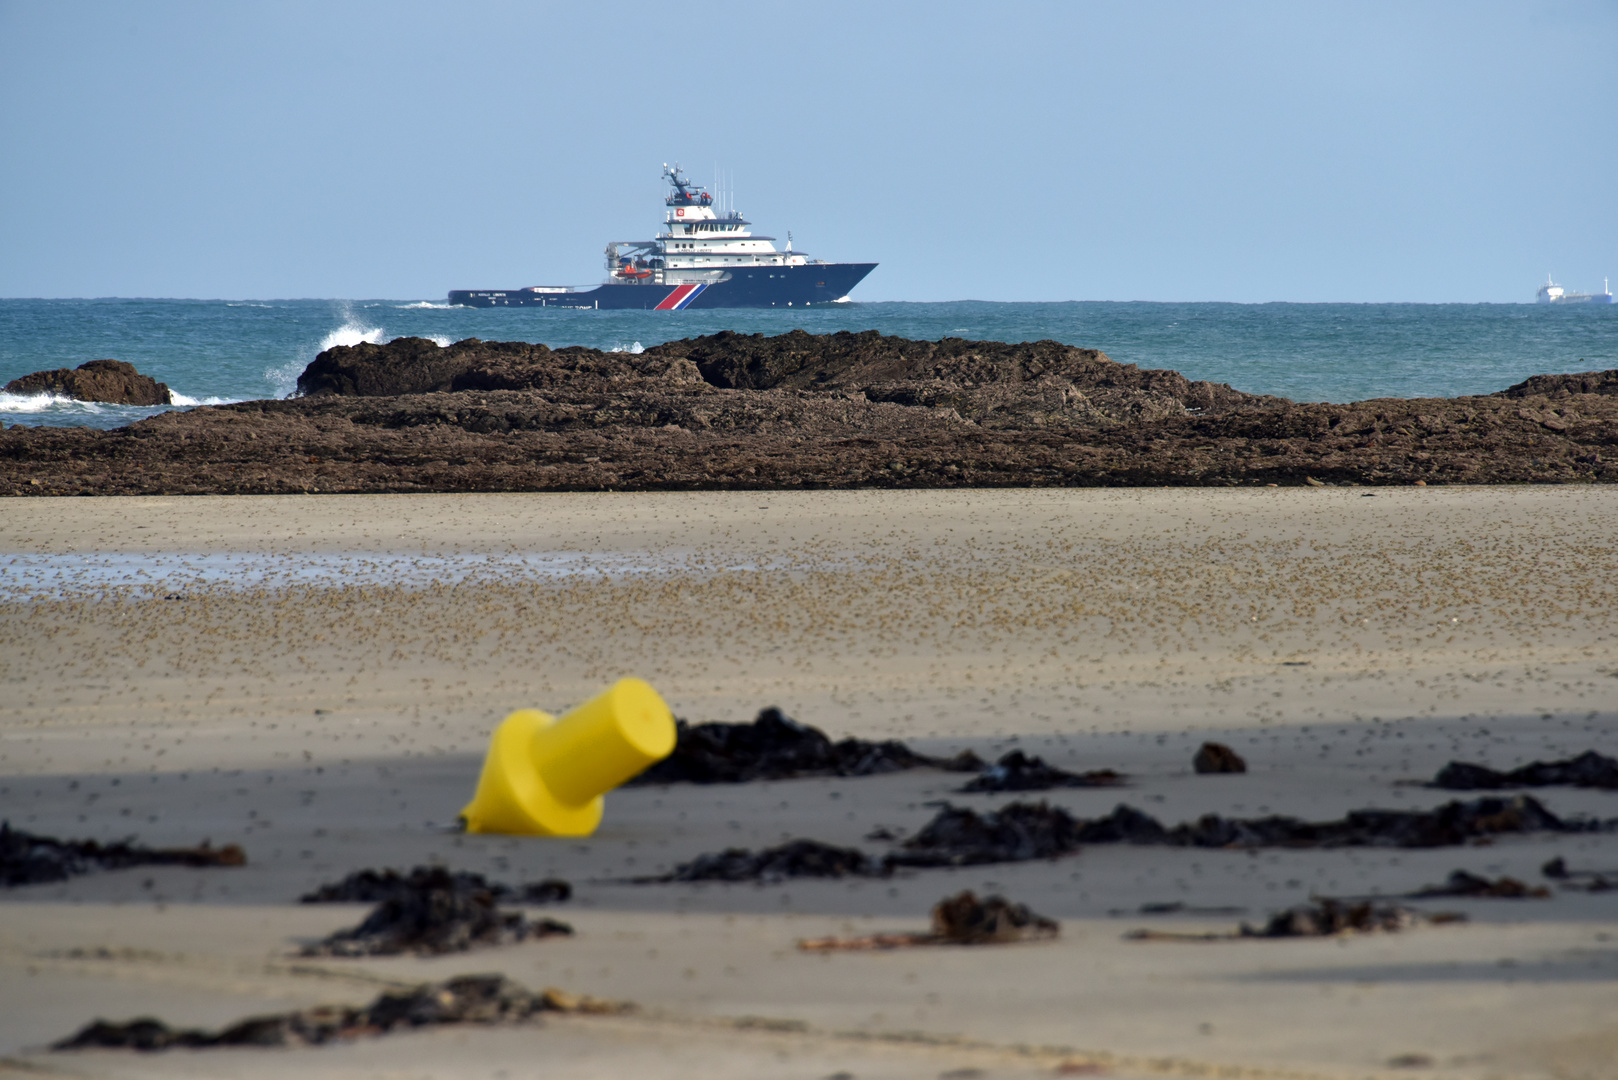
[
  {"x1": 627, "y1": 707, "x2": 982, "y2": 785},
  {"x1": 646, "y1": 838, "x2": 885, "y2": 884},
  {"x1": 302, "y1": 868, "x2": 572, "y2": 956},
  {"x1": 638, "y1": 794, "x2": 1600, "y2": 883},
  {"x1": 891, "y1": 794, "x2": 1599, "y2": 867},
  {"x1": 1127, "y1": 899, "x2": 1466, "y2": 942},
  {"x1": 1409, "y1": 870, "x2": 1549, "y2": 899},
  {"x1": 301, "y1": 866, "x2": 571, "y2": 905},
  {"x1": 1431, "y1": 750, "x2": 1618, "y2": 791},
  {"x1": 957, "y1": 750, "x2": 1125, "y2": 793},
  {"x1": 1, "y1": 821, "x2": 244, "y2": 888},
  {"x1": 799, "y1": 890, "x2": 1060, "y2": 951},
  {"x1": 53, "y1": 974, "x2": 629, "y2": 1051},
  {"x1": 1542, "y1": 856, "x2": 1618, "y2": 892}
]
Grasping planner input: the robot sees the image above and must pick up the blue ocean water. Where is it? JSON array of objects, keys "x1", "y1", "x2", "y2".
[{"x1": 1, "y1": 298, "x2": 1613, "y2": 430}]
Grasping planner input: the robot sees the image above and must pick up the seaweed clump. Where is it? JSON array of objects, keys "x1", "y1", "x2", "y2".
[
  {"x1": 799, "y1": 890, "x2": 1060, "y2": 951},
  {"x1": 301, "y1": 868, "x2": 572, "y2": 957},
  {"x1": 1241, "y1": 899, "x2": 1464, "y2": 937},
  {"x1": 628, "y1": 707, "x2": 982, "y2": 785},
  {"x1": 1, "y1": 821, "x2": 244, "y2": 888},
  {"x1": 958, "y1": 750, "x2": 1125, "y2": 793},
  {"x1": 1431, "y1": 750, "x2": 1618, "y2": 791},
  {"x1": 650, "y1": 839, "x2": 884, "y2": 883},
  {"x1": 892, "y1": 794, "x2": 1590, "y2": 868},
  {"x1": 301, "y1": 866, "x2": 570, "y2": 905},
  {"x1": 53, "y1": 974, "x2": 627, "y2": 1051}
]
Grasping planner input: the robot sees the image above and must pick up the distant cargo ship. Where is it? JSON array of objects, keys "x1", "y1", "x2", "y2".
[
  {"x1": 1536, "y1": 275, "x2": 1613, "y2": 304},
  {"x1": 449, "y1": 165, "x2": 876, "y2": 310}
]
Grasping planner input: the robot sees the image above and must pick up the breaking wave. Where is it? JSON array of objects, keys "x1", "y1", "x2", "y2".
[
  {"x1": 0, "y1": 391, "x2": 100, "y2": 414},
  {"x1": 318, "y1": 321, "x2": 386, "y2": 352},
  {"x1": 609, "y1": 341, "x2": 645, "y2": 354},
  {"x1": 397, "y1": 301, "x2": 455, "y2": 309},
  {"x1": 169, "y1": 393, "x2": 241, "y2": 407}
]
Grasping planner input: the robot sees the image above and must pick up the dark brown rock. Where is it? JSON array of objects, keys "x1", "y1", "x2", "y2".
[
  {"x1": 8, "y1": 332, "x2": 1618, "y2": 496},
  {"x1": 1498, "y1": 369, "x2": 1618, "y2": 398},
  {"x1": 1193, "y1": 742, "x2": 1248, "y2": 774},
  {"x1": 4, "y1": 359, "x2": 170, "y2": 405}
]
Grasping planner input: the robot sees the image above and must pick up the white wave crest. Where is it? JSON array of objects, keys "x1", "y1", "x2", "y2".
[
  {"x1": 0, "y1": 392, "x2": 102, "y2": 414},
  {"x1": 319, "y1": 322, "x2": 385, "y2": 352},
  {"x1": 169, "y1": 393, "x2": 242, "y2": 407},
  {"x1": 428, "y1": 335, "x2": 453, "y2": 348},
  {"x1": 609, "y1": 341, "x2": 645, "y2": 354},
  {"x1": 397, "y1": 301, "x2": 455, "y2": 309}
]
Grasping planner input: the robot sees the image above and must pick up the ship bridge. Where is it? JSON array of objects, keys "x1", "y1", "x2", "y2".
[{"x1": 603, "y1": 164, "x2": 818, "y2": 284}]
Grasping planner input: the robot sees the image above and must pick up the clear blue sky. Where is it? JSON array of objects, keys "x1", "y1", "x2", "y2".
[{"x1": 2, "y1": 1, "x2": 1614, "y2": 302}]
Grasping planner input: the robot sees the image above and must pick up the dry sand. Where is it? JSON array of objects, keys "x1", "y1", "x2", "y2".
[{"x1": 2, "y1": 488, "x2": 1616, "y2": 1079}]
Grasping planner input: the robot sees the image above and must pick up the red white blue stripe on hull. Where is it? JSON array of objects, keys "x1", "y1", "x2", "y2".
[{"x1": 653, "y1": 282, "x2": 707, "y2": 310}]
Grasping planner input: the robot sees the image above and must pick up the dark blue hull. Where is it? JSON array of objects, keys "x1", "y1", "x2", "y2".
[{"x1": 449, "y1": 262, "x2": 876, "y2": 309}]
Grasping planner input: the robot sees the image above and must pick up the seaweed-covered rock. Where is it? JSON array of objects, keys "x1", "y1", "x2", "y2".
[
  {"x1": 1193, "y1": 742, "x2": 1247, "y2": 774},
  {"x1": 301, "y1": 866, "x2": 570, "y2": 905},
  {"x1": 4, "y1": 359, "x2": 171, "y2": 405},
  {"x1": 1498, "y1": 370, "x2": 1618, "y2": 398},
  {"x1": 628, "y1": 707, "x2": 981, "y2": 785},
  {"x1": 958, "y1": 750, "x2": 1124, "y2": 793},
  {"x1": 653, "y1": 839, "x2": 883, "y2": 883},
  {"x1": 1431, "y1": 750, "x2": 1618, "y2": 791},
  {"x1": 1, "y1": 821, "x2": 244, "y2": 888}
]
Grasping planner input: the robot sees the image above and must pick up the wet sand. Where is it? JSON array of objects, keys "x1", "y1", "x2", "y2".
[{"x1": 2, "y1": 488, "x2": 1616, "y2": 1078}]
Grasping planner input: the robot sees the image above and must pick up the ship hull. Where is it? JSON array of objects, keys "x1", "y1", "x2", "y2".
[{"x1": 449, "y1": 262, "x2": 877, "y2": 309}]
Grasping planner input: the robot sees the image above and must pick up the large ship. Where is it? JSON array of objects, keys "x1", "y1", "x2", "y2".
[
  {"x1": 1536, "y1": 275, "x2": 1613, "y2": 304},
  {"x1": 449, "y1": 165, "x2": 876, "y2": 309}
]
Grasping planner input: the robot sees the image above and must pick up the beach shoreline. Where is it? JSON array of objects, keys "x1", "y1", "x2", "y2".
[{"x1": 3, "y1": 488, "x2": 1616, "y2": 1078}]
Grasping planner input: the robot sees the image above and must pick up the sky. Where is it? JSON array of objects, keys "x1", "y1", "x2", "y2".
[{"x1": 1, "y1": 1, "x2": 1614, "y2": 303}]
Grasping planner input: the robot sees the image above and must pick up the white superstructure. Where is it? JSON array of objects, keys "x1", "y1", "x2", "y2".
[
  {"x1": 604, "y1": 164, "x2": 816, "y2": 286},
  {"x1": 1537, "y1": 274, "x2": 1613, "y2": 304}
]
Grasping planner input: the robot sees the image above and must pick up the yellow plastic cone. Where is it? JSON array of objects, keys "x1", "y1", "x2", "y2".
[{"x1": 460, "y1": 677, "x2": 676, "y2": 836}]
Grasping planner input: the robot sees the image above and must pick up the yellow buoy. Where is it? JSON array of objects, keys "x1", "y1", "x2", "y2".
[{"x1": 460, "y1": 677, "x2": 676, "y2": 836}]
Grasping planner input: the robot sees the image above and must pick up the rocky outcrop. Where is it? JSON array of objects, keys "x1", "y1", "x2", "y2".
[
  {"x1": 1498, "y1": 369, "x2": 1618, "y2": 398},
  {"x1": 5, "y1": 332, "x2": 1618, "y2": 495},
  {"x1": 4, "y1": 359, "x2": 171, "y2": 405},
  {"x1": 295, "y1": 336, "x2": 703, "y2": 397}
]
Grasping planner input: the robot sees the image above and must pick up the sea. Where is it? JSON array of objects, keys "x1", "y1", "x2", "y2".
[{"x1": 1, "y1": 298, "x2": 1614, "y2": 430}]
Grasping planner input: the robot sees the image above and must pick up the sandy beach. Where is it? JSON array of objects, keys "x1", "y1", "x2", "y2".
[{"x1": 3, "y1": 487, "x2": 1616, "y2": 1079}]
